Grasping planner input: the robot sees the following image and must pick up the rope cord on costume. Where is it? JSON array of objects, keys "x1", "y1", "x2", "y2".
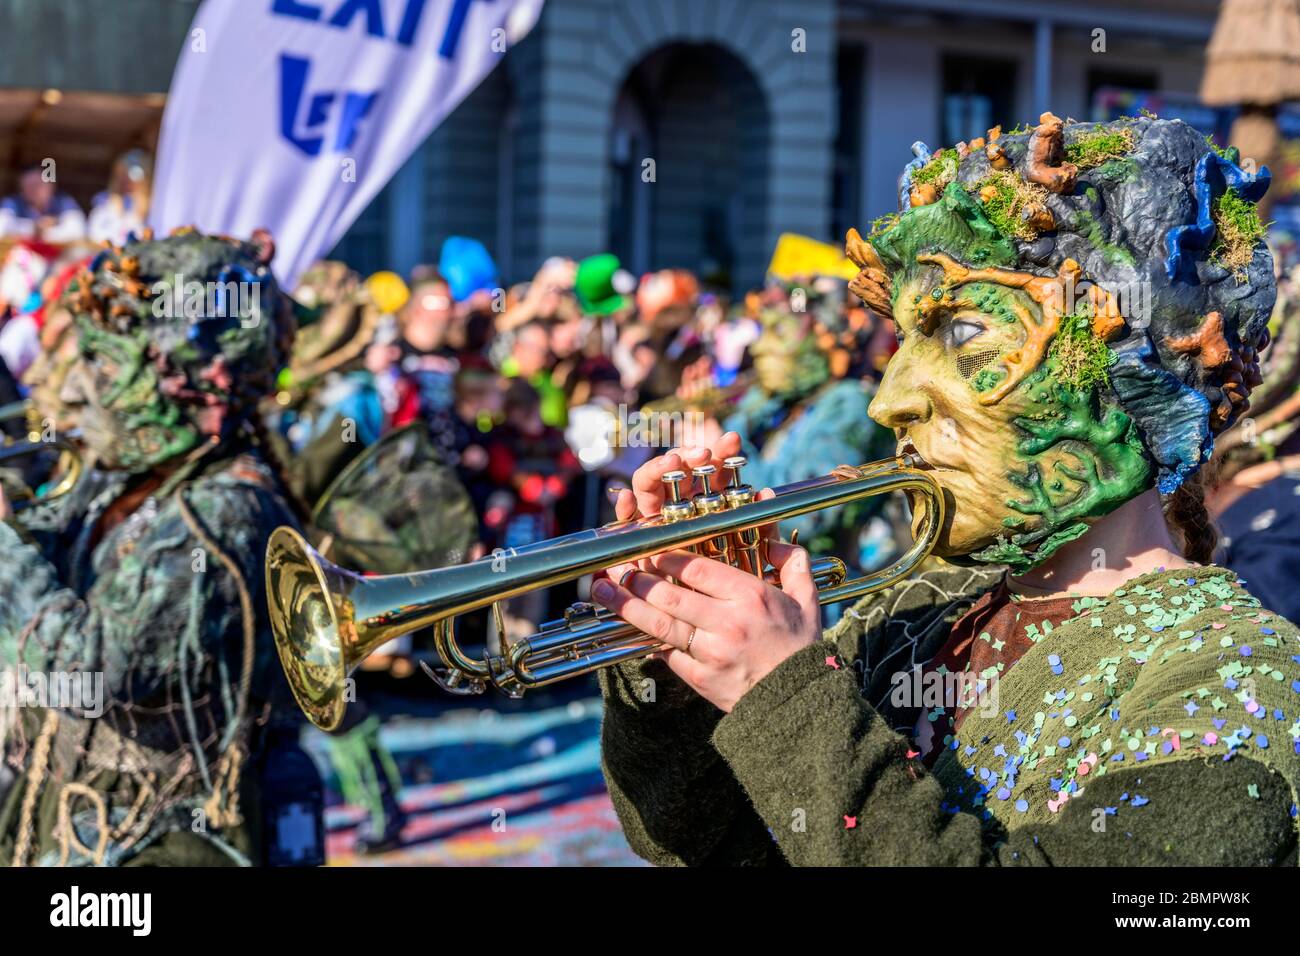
[
  {"x1": 176, "y1": 568, "x2": 214, "y2": 793},
  {"x1": 175, "y1": 483, "x2": 256, "y2": 740},
  {"x1": 56, "y1": 782, "x2": 110, "y2": 866},
  {"x1": 5, "y1": 592, "x2": 78, "y2": 769},
  {"x1": 11, "y1": 708, "x2": 57, "y2": 867},
  {"x1": 175, "y1": 481, "x2": 257, "y2": 830}
]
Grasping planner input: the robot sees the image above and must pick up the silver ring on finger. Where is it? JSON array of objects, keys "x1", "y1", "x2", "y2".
[{"x1": 685, "y1": 626, "x2": 697, "y2": 654}]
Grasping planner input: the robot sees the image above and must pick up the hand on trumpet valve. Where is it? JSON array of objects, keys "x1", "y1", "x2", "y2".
[
  {"x1": 609, "y1": 431, "x2": 749, "y2": 527},
  {"x1": 593, "y1": 431, "x2": 822, "y2": 713}
]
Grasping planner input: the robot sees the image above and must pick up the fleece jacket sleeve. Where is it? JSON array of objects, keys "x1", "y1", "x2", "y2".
[
  {"x1": 710, "y1": 640, "x2": 1297, "y2": 866},
  {"x1": 598, "y1": 656, "x2": 784, "y2": 866}
]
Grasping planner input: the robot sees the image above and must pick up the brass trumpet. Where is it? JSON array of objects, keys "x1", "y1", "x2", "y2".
[
  {"x1": 267, "y1": 454, "x2": 944, "y2": 731},
  {"x1": 0, "y1": 402, "x2": 83, "y2": 512}
]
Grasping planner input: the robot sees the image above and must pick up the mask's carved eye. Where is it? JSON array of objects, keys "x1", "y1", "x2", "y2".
[{"x1": 943, "y1": 319, "x2": 985, "y2": 348}]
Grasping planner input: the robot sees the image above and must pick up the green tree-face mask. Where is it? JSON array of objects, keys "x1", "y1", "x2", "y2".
[
  {"x1": 852, "y1": 115, "x2": 1274, "y2": 572},
  {"x1": 60, "y1": 230, "x2": 292, "y2": 474}
]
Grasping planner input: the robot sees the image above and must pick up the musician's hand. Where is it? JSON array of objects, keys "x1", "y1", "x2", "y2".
[
  {"x1": 605, "y1": 431, "x2": 750, "y2": 588},
  {"x1": 0, "y1": 483, "x2": 11, "y2": 523},
  {"x1": 612, "y1": 431, "x2": 743, "y2": 522},
  {"x1": 590, "y1": 541, "x2": 821, "y2": 713}
]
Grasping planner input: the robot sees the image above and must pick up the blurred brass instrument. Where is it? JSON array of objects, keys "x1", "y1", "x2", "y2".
[
  {"x1": 639, "y1": 370, "x2": 755, "y2": 419},
  {"x1": 268, "y1": 454, "x2": 944, "y2": 731},
  {"x1": 0, "y1": 401, "x2": 83, "y2": 512}
]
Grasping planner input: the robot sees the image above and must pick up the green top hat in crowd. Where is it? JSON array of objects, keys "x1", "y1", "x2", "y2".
[{"x1": 575, "y1": 253, "x2": 635, "y2": 315}]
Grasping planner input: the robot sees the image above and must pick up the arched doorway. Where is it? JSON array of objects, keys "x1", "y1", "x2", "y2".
[{"x1": 607, "y1": 43, "x2": 770, "y2": 291}]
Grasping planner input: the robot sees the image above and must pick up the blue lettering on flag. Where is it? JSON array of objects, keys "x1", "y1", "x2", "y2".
[
  {"x1": 334, "y1": 91, "x2": 380, "y2": 151},
  {"x1": 395, "y1": 0, "x2": 430, "y2": 45},
  {"x1": 279, "y1": 54, "x2": 379, "y2": 157},
  {"x1": 328, "y1": 0, "x2": 385, "y2": 37},
  {"x1": 272, "y1": 0, "x2": 322, "y2": 21},
  {"x1": 270, "y1": 0, "x2": 433, "y2": 47},
  {"x1": 439, "y1": 0, "x2": 491, "y2": 59}
]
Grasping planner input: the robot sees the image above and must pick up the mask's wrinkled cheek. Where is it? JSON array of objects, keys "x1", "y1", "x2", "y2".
[
  {"x1": 973, "y1": 371, "x2": 1155, "y2": 569},
  {"x1": 84, "y1": 357, "x2": 200, "y2": 473}
]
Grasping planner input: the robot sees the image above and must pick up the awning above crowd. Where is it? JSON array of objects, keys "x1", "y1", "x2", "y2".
[{"x1": 0, "y1": 88, "x2": 164, "y2": 208}]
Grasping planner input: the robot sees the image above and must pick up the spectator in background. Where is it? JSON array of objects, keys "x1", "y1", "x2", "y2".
[
  {"x1": 386, "y1": 275, "x2": 461, "y2": 459},
  {"x1": 634, "y1": 268, "x2": 703, "y2": 403},
  {"x1": 0, "y1": 239, "x2": 59, "y2": 381},
  {"x1": 564, "y1": 356, "x2": 653, "y2": 526},
  {"x1": 501, "y1": 319, "x2": 567, "y2": 428},
  {"x1": 574, "y1": 252, "x2": 636, "y2": 357},
  {"x1": 451, "y1": 358, "x2": 504, "y2": 515},
  {"x1": 87, "y1": 149, "x2": 153, "y2": 245},
  {"x1": 0, "y1": 163, "x2": 85, "y2": 243},
  {"x1": 439, "y1": 235, "x2": 498, "y2": 306},
  {"x1": 546, "y1": 305, "x2": 589, "y2": 400},
  {"x1": 499, "y1": 257, "x2": 578, "y2": 334},
  {"x1": 483, "y1": 379, "x2": 581, "y2": 640}
]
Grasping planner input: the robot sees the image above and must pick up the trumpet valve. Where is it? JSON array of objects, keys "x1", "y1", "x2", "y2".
[
  {"x1": 690, "y1": 465, "x2": 733, "y2": 564},
  {"x1": 661, "y1": 470, "x2": 694, "y2": 524},
  {"x1": 694, "y1": 463, "x2": 717, "y2": 496},
  {"x1": 720, "y1": 456, "x2": 763, "y2": 574},
  {"x1": 691, "y1": 464, "x2": 725, "y2": 513},
  {"x1": 723, "y1": 455, "x2": 747, "y2": 490}
]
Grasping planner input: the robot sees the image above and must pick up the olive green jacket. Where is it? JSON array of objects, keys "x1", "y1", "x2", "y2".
[{"x1": 599, "y1": 564, "x2": 1300, "y2": 865}]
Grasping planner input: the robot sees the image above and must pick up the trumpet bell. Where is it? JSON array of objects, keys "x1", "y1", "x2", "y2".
[{"x1": 266, "y1": 526, "x2": 357, "y2": 731}]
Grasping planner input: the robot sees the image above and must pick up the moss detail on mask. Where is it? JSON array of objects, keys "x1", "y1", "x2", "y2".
[
  {"x1": 873, "y1": 181, "x2": 1017, "y2": 272},
  {"x1": 76, "y1": 315, "x2": 202, "y2": 471},
  {"x1": 970, "y1": 368, "x2": 1153, "y2": 573},
  {"x1": 1048, "y1": 307, "x2": 1115, "y2": 392}
]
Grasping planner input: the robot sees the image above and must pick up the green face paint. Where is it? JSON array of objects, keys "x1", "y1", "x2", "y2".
[
  {"x1": 74, "y1": 316, "x2": 201, "y2": 472},
  {"x1": 971, "y1": 368, "x2": 1154, "y2": 572}
]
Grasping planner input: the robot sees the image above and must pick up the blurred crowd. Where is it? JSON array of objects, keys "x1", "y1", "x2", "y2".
[
  {"x1": 268, "y1": 236, "x2": 906, "y2": 645},
  {"x1": 7, "y1": 156, "x2": 1300, "y2": 651},
  {"x1": 0, "y1": 193, "x2": 912, "y2": 649}
]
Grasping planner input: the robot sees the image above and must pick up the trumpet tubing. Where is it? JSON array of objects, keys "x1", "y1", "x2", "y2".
[{"x1": 267, "y1": 455, "x2": 944, "y2": 731}]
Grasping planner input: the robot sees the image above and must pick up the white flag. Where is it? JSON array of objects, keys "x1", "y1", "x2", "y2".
[{"x1": 150, "y1": 0, "x2": 544, "y2": 288}]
